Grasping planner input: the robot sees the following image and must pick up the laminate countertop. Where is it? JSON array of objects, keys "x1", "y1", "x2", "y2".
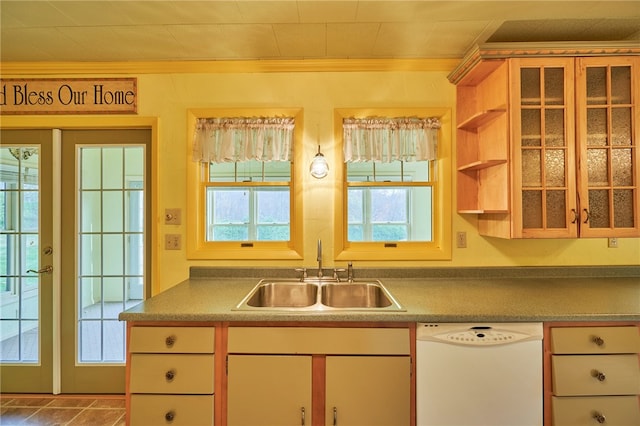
[{"x1": 119, "y1": 266, "x2": 640, "y2": 323}]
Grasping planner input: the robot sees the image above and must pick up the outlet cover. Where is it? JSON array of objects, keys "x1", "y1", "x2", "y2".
[
  {"x1": 456, "y1": 231, "x2": 467, "y2": 248},
  {"x1": 608, "y1": 237, "x2": 618, "y2": 248},
  {"x1": 165, "y1": 234, "x2": 182, "y2": 250}
]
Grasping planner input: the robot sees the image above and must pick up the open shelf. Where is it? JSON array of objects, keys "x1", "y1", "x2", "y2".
[
  {"x1": 457, "y1": 107, "x2": 506, "y2": 131},
  {"x1": 458, "y1": 159, "x2": 507, "y2": 172},
  {"x1": 458, "y1": 209, "x2": 509, "y2": 214}
]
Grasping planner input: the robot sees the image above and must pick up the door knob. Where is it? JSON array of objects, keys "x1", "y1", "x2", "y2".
[{"x1": 27, "y1": 265, "x2": 53, "y2": 274}]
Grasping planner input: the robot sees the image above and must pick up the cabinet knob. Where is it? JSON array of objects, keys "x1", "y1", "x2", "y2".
[
  {"x1": 165, "y1": 335, "x2": 176, "y2": 347},
  {"x1": 591, "y1": 369, "x2": 606, "y2": 382},
  {"x1": 165, "y1": 410, "x2": 175, "y2": 422},
  {"x1": 592, "y1": 411, "x2": 606, "y2": 424},
  {"x1": 591, "y1": 335, "x2": 605, "y2": 346},
  {"x1": 165, "y1": 369, "x2": 176, "y2": 382}
]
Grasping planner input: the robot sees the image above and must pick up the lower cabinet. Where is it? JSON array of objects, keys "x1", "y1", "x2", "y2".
[
  {"x1": 127, "y1": 325, "x2": 216, "y2": 426},
  {"x1": 548, "y1": 324, "x2": 640, "y2": 426},
  {"x1": 226, "y1": 326, "x2": 411, "y2": 426}
]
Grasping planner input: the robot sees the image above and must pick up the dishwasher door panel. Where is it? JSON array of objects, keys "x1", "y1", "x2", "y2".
[{"x1": 416, "y1": 339, "x2": 543, "y2": 426}]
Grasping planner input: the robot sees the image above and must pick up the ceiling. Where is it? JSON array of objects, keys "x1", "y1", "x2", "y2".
[{"x1": 1, "y1": 1, "x2": 639, "y2": 62}]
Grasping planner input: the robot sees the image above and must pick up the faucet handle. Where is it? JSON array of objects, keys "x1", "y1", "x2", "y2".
[
  {"x1": 332, "y1": 268, "x2": 346, "y2": 281},
  {"x1": 294, "y1": 268, "x2": 308, "y2": 281}
]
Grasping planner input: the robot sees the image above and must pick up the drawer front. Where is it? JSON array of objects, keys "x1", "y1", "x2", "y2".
[
  {"x1": 130, "y1": 394, "x2": 214, "y2": 426},
  {"x1": 130, "y1": 354, "x2": 214, "y2": 394},
  {"x1": 130, "y1": 326, "x2": 215, "y2": 354},
  {"x1": 551, "y1": 326, "x2": 640, "y2": 354},
  {"x1": 552, "y1": 396, "x2": 640, "y2": 426},
  {"x1": 552, "y1": 354, "x2": 640, "y2": 396}
]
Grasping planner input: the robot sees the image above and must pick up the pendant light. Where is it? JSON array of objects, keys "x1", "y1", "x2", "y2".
[{"x1": 309, "y1": 144, "x2": 329, "y2": 179}]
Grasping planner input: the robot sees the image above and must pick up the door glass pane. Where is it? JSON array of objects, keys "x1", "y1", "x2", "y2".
[
  {"x1": 545, "y1": 109, "x2": 565, "y2": 147},
  {"x1": 588, "y1": 189, "x2": 610, "y2": 228},
  {"x1": 611, "y1": 66, "x2": 631, "y2": 104},
  {"x1": 546, "y1": 191, "x2": 567, "y2": 228},
  {"x1": 614, "y1": 189, "x2": 635, "y2": 228},
  {"x1": 587, "y1": 149, "x2": 609, "y2": 186},
  {"x1": 77, "y1": 146, "x2": 144, "y2": 363},
  {"x1": 544, "y1": 68, "x2": 564, "y2": 105},
  {"x1": 522, "y1": 150, "x2": 541, "y2": 187},
  {"x1": 611, "y1": 108, "x2": 632, "y2": 146},
  {"x1": 545, "y1": 150, "x2": 566, "y2": 187},
  {"x1": 0, "y1": 147, "x2": 40, "y2": 363},
  {"x1": 587, "y1": 67, "x2": 607, "y2": 105},
  {"x1": 612, "y1": 149, "x2": 632, "y2": 186},
  {"x1": 521, "y1": 110, "x2": 541, "y2": 147},
  {"x1": 522, "y1": 191, "x2": 542, "y2": 229},
  {"x1": 521, "y1": 68, "x2": 541, "y2": 105},
  {"x1": 586, "y1": 108, "x2": 608, "y2": 146}
]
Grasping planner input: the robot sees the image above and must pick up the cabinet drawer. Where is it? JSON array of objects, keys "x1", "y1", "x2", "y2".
[
  {"x1": 228, "y1": 327, "x2": 409, "y2": 354},
  {"x1": 552, "y1": 355, "x2": 640, "y2": 396},
  {"x1": 130, "y1": 394, "x2": 214, "y2": 426},
  {"x1": 552, "y1": 396, "x2": 640, "y2": 426},
  {"x1": 550, "y1": 326, "x2": 640, "y2": 354},
  {"x1": 130, "y1": 326, "x2": 215, "y2": 354},
  {"x1": 130, "y1": 354, "x2": 214, "y2": 394}
]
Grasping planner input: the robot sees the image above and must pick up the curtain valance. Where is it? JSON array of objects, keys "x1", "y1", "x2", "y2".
[
  {"x1": 193, "y1": 116, "x2": 295, "y2": 163},
  {"x1": 343, "y1": 116, "x2": 441, "y2": 163}
]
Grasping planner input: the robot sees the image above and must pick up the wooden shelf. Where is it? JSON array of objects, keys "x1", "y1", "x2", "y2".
[
  {"x1": 458, "y1": 209, "x2": 509, "y2": 214},
  {"x1": 457, "y1": 107, "x2": 506, "y2": 130},
  {"x1": 458, "y1": 159, "x2": 507, "y2": 172}
]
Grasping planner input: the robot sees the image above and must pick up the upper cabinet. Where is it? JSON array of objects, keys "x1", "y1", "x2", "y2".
[{"x1": 450, "y1": 43, "x2": 640, "y2": 239}]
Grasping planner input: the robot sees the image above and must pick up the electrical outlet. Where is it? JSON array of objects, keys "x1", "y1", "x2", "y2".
[
  {"x1": 165, "y1": 234, "x2": 182, "y2": 250},
  {"x1": 165, "y1": 208, "x2": 182, "y2": 225},
  {"x1": 608, "y1": 237, "x2": 618, "y2": 248},
  {"x1": 456, "y1": 231, "x2": 467, "y2": 248}
]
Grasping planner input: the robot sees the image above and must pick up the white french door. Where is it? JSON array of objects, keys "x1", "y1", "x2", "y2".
[{"x1": 0, "y1": 128, "x2": 151, "y2": 393}]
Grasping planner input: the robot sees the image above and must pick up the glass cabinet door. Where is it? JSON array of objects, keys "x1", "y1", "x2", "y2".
[
  {"x1": 513, "y1": 58, "x2": 577, "y2": 238},
  {"x1": 576, "y1": 57, "x2": 639, "y2": 237}
]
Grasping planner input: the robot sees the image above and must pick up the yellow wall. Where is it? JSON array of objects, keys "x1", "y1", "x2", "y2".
[{"x1": 2, "y1": 61, "x2": 638, "y2": 293}]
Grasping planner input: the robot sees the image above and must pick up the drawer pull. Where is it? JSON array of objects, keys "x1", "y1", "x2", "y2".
[
  {"x1": 592, "y1": 411, "x2": 606, "y2": 424},
  {"x1": 165, "y1": 410, "x2": 175, "y2": 422},
  {"x1": 301, "y1": 406, "x2": 305, "y2": 426},
  {"x1": 165, "y1": 335, "x2": 176, "y2": 347},
  {"x1": 591, "y1": 369, "x2": 606, "y2": 382},
  {"x1": 591, "y1": 335, "x2": 604, "y2": 346},
  {"x1": 165, "y1": 369, "x2": 176, "y2": 382}
]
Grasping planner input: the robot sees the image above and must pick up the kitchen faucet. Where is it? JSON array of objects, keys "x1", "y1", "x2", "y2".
[{"x1": 317, "y1": 239, "x2": 323, "y2": 278}]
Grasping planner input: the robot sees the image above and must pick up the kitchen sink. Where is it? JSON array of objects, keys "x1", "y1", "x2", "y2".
[
  {"x1": 234, "y1": 279, "x2": 404, "y2": 311},
  {"x1": 244, "y1": 281, "x2": 318, "y2": 308},
  {"x1": 321, "y1": 282, "x2": 394, "y2": 308}
]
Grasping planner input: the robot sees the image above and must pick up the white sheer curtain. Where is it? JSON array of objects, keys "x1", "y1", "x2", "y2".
[
  {"x1": 343, "y1": 117, "x2": 441, "y2": 162},
  {"x1": 193, "y1": 117, "x2": 295, "y2": 163}
]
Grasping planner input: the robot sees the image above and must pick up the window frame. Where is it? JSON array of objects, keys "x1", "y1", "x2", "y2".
[
  {"x1": 333, "y1": 108, "x2": 452, "y2": 261},
  {"x1": 186, "y1": 108, "x2": 304, "y2": 260}
]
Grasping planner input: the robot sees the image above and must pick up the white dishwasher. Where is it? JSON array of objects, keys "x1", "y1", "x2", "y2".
[{"x1": 416, "y1": 322, "x2": 543, "y2": 426}]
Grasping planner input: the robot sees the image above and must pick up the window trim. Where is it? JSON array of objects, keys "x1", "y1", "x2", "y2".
[
  {"x1": 186, "y1": 108, "x2": 304, "y2": 260},
  {"x1": 333, "y1": 108, "x2": 452, "y2": 261}
]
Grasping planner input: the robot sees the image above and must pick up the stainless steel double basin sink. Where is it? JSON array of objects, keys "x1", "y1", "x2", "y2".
[{"x1": 234, "y1": 279, "x2": 404, "y2": 312}]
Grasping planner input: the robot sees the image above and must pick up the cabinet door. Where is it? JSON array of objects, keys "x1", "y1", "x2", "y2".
[
  {"x1": 511, "y1": 57, "x2": 578, "y2": 238},
  {"x1": 227, "y1": 355, "x2": 311, "y2": 426},
  {"x1": 325, "y1": 356, "x2": 410, "y2": 426},
  {"x1": 575, "y1": 57, "x2": 640, "y2": 237}
]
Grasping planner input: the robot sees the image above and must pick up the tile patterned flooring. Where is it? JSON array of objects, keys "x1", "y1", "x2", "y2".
[{"x1": 0, "y1": 395, "x2": 125, "y2": 426}]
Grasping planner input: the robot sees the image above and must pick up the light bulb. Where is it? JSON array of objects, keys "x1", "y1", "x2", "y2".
[{"x1": 310, "y1": 146, "x2": 329, "y2": 179}]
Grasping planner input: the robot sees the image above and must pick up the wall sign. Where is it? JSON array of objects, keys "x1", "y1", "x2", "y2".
[{"x1": 0, "y1": 78, "x2": 137, "y2": 115}]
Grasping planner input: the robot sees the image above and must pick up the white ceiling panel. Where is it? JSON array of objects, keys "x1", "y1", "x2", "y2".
[{"x1": 0, "y1": 1, "x2": 638, "y2": 62}]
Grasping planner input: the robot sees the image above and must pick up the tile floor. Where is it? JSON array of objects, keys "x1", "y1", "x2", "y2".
[{"x1": 0, "y1": 395, "x2": 125, "y2": 426}]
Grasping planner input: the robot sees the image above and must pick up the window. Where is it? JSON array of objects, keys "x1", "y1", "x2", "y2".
[
  {"x1": 187, "y1": 109, "x2": 303, "y2": 260},
  {"x1": 334, "y1": 108, "x2": 452, "y2": 261}
]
